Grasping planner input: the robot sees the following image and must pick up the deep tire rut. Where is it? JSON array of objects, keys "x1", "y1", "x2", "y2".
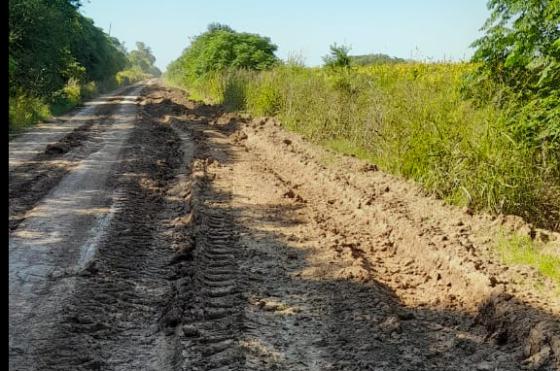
[
  {"x1": 177, "y1": 138, "x2": 244, "y2": 371},
  {"x1": 21, "y1": 98, "x2": 186, "y2": 371}
]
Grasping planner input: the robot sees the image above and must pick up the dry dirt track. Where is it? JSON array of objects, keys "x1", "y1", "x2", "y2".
[{"x1": 9, "y1": 80, "x2": 560, "y2": 371}]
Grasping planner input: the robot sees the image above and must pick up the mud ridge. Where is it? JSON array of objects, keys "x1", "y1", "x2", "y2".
[{"x1": 236, "y1": 115, "x2": 560, "y2": 370}]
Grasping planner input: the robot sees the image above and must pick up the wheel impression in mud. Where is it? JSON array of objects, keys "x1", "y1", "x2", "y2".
[{"x1": 8, "y1": 82, "x2": 560, "y2": 370}]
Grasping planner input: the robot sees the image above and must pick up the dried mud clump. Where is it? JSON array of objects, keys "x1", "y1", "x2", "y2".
[{"x1": 476, "y1": 292, "x2": 560, "y2": 370}]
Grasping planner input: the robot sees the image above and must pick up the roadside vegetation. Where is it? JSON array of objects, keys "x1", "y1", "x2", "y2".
[
  {"x1": 9, "y1": 0, "x2": 161, "y2": 132},
  {"x1": 350, "y1": 53, "x2": 407, "y2": 66},
  {"x1": 165, "y1": 1, "x2": 559, "y2": 232},
  {"x1": 496, "y1": 232, "x2": 560, "y2": 292}
]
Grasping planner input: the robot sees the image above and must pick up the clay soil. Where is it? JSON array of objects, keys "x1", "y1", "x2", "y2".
[{"x1": 9, "y1": 81, "x2": 560, "y2": 370}]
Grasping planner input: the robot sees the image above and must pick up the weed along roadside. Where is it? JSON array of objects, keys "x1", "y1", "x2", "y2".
[{"x1": 166, "y1": 61, "x2": 560, "y2": 285}]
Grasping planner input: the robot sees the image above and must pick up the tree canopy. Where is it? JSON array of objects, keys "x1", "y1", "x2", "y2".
[
  {"x1": 128, "y1": 42, "x2": 162, "y2": 77},
  {"x1": 166, "y1": 23, "x2": 279, "y2": 82},
  {"x1": 9, "y1": 0, "x2": 128, "y2": 97},
  {"x1": 9, "y1": 0, "x2": 161, "y2": 100},
  {"x1": 471, "y1": 0, "x2": 560, "y2": 98},
  {"x1": 469, "y1": 0, "x2": 559, "y2": 182}
]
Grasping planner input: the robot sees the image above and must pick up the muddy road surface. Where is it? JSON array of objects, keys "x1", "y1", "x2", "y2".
[{"x1": 9, "y1": 81, "x2": 560, "y2": 370}]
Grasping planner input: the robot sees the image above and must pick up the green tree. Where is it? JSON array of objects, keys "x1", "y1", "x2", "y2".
[
  {"x1": 9, "y1": 0, "x2": 80, "y2": 96},
  {"x1": 69, "y1": 15, "x2": 128, "y2": 83},
  {"x1": 128, "y1": 42, "x2": 161, "y2": 76},
  {"x1": 207, "y1": 22, "x2": 234, "y2": 33},
  {"x1": 166, "y1": 23, "x2": 278, "y2": 82},
  {"x1": 469, "y1": 0, "x2": 560, "y2": 189},
  {"x1": 9, "y1": 0, "x2": 144, "y2": 130},
  {"x1": 471, "y1": 0, "x2": 560, "y2": 98},
  {"x1": 350, "y1": 53, "x2": 406, "y2": 66},
  {"x1": 323, "y1": 43, "x2": 351, "y2": 69},
  {"x1": 8, "y1": 0, "x2": 129, "y2": 96}
]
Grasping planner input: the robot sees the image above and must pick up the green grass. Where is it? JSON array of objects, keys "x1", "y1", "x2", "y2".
[
  {"x1": 164, "y1": 63, "x2": 560, "y2": 230},
  {"x1": 9, "y1": 93, "x2": 51, "y2": 133},
  {"x1": 323, "y1": 138, "x2": 377, "y2": 164},
  {"x1": 497, "y1": 233, "x2": 560, "y2": 288}
]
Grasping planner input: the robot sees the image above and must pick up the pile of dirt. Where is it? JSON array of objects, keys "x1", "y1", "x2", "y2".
[
  {"x1": 225, "y1": 109, "x2": 560, "y2": 370},
  {"x1": 476, "y1": 293, "x2": 560, "y2": 369}
]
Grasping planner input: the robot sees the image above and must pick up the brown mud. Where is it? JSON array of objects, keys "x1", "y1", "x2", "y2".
[{"x1": 9, "y1": 81, "x2": 560, "y2": 370}]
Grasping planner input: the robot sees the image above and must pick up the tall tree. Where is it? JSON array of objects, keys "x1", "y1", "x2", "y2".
[
  {"x1": 166, "y1": 23, "x2": 278, "y2": 82},
  {"x1": 128, "y1": 42, "x2": 161, "y2": 76},
  {"x1": 471, "y1": 0, "x2": 560, "y2": 97},
  {"x1": 8, "y1": 0, "x2": 129, "y2": 96},
  {"x1": 9, "y1": 0, "x2": 79, "y2": 95}
]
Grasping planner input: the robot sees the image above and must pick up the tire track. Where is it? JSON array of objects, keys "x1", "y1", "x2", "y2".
[
  {"x1": 9, "y1": 85, "x2": 139, "y2": 232},
  {"x1": 9, "y1": 84, "x2": 189, "y2": 370},
  {"x1": 178, "y1": 130, "x2": 244, "y2": 370}
]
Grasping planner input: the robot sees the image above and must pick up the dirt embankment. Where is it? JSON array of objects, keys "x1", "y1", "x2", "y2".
[
  {"x1": 9, "y1": 81, "x2": 560, "y2": 370},
  {"x1": 139, "y1": 83, "x2": 559, "y2": 370},
  {"x1": 234, "y1": 114, "x2": 560, "y2": 370}
]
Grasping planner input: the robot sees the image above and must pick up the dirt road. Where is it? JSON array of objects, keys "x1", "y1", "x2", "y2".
[{"x1": 9, "y1": 81, "x2": 560, "y2": 370}]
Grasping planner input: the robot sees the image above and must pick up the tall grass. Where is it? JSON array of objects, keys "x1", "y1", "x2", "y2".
[
  {"x1": 165, "y1": 63, "x2": 560, "y2": 230},
  {"x1": 9, "y1": 92, "x2": 51, "y2": 132},
  {"x1": 496, "y1": 232, "x2": 560, "y2": 290}
]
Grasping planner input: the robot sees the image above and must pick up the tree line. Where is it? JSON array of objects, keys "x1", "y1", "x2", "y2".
[{"x1": 9, "y1": 0, "x2": 160, "y2": 129}]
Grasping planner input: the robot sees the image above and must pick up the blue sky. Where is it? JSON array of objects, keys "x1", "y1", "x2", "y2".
[{"x1": 80, "y1": 0, "x2": 490, "y2": 70}]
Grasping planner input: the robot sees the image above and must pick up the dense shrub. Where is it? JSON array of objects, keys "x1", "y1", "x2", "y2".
[
  {"x1": 9, "y1": 92, "x2": 51, "y2": 132},
  {"x1": 466, "y1": 0, "x2": 560, "y2": 183},
  {"x1": 116, "y1": 67, "x2": 151, "y2": 86},
  {"x1": 166, "y1": 23, "x2": 279, "y2": 87}
]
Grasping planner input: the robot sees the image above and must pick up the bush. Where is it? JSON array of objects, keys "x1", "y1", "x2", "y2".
[
  {"x1": 116, "y1": 67, "x2": 149, "y2": 86},
  {"x1": 165, "y1": 23, "x2": 279, "y2": 87},
  {"x1": 9, "y1": 92, "x2": 50, "y2": 132},
  {"x1": 80, "y1": 81, "x2": 98, "y2": 100},
  {"x1": 49, "y1": 78, "x2": 82, "y2": 115},
  {"x1": 246, "y1": 73, "x2": 283, "y2": 116},
  {"x1": 323, "y1": 43, "x2": 351, "y2": 69},
  {"x1": 9, "y1": 65, "x2": 149, "y2": 133}
]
